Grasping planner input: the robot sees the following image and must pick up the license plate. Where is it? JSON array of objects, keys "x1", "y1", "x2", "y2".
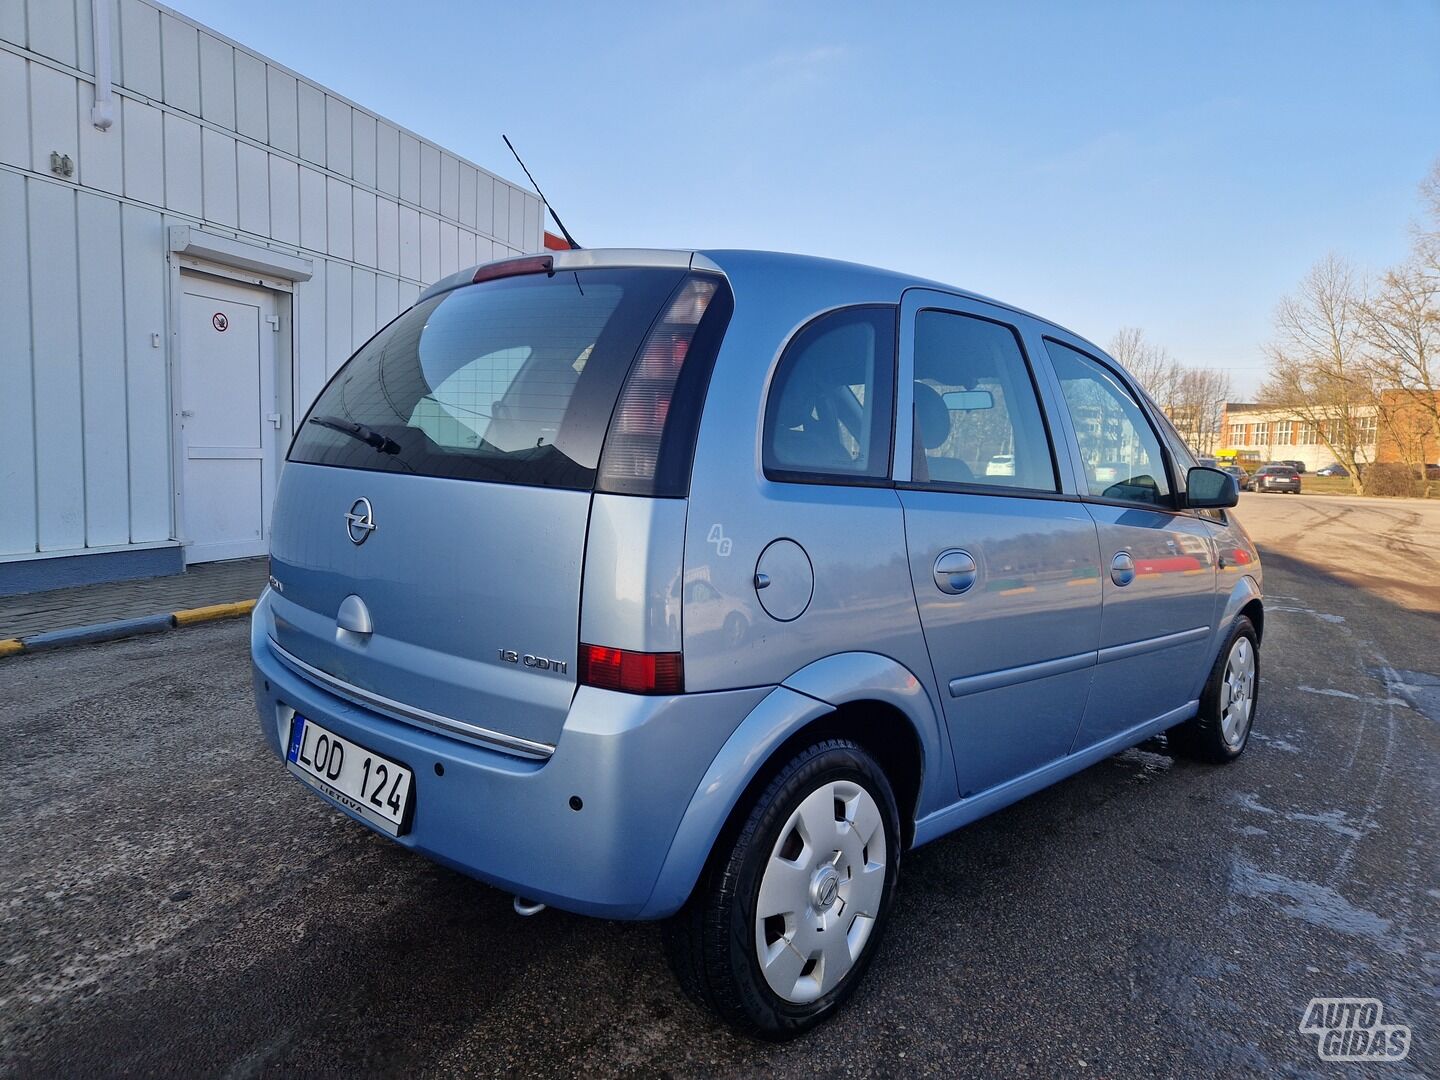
[{"x1": 286, "y1": 715, "x2": 414, "y2": 836}]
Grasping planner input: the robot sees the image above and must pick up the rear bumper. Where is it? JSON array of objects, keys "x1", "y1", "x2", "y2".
[{"x1": 250, "y1": 592, "x2": 768, "y2": 919}]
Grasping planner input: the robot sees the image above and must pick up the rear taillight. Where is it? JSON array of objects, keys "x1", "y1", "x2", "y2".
[
  {"x1": 596, "y1": 277, "x2": 719, "y2": 494},
  {"x1": 578, "y1": 644, "x2": 684, "y2": 695}
]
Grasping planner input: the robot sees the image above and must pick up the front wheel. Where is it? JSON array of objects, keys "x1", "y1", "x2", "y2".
[
  {"x1": 1169, "y1": 616, "x2": 1259, "y2": 763},
  {"x1": 664, "y1": 739, "x2": 900, "y2": 1039}
]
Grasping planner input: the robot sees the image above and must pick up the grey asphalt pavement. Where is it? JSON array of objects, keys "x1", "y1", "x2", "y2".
[{"x1": 2, "y1": 493, "x2": 1436, "y2": 1078}]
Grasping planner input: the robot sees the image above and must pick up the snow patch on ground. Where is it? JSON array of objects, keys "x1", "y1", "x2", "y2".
[{"x1": 1230, "y1": 859, "x2": 1394, "y2": 944}]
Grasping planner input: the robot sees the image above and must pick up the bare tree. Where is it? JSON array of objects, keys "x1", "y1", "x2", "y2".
[
  {"x1": 1170, "y1": 365, "x2": 1233, "y2": 455},
  {"x1": 1109, "y1": 327, "x2": 1177, "y2": 407},
  {"x1": 1415, "y1": 158, "x2": 1440, "y2": 279},
  {"x1": 1361, "y1": 260, "x2": 1439, "y2": 468},
  {"x1": 1108, "y1": 327, "x2": 1231, "y2": 454},
  {"x1": 1260, "y1": 255, "x2": 1376, "y2": 494},
  {"x1": 1353, "y1": 159, "x2": 1440, "y2": 487}
]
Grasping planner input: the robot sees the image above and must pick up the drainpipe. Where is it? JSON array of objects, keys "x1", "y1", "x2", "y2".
[{"x1": 90, "y1": 0, "x2": 114, "y2": 130}]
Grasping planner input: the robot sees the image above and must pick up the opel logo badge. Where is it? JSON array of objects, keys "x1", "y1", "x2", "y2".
[
  {"x1": 817, "y1": 876, "x2": 839, "y2": 908},
  {"x1": 811, "y1": 865, "x2": 842, "y2": 911},
  {"x1": 345, "y1": 497, "x2": 376, "y2": 545}
]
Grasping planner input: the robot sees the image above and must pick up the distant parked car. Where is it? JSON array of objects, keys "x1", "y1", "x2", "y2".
[
  {"x1": 1425, "y1": 463, "x2": 1440, "y2": 481},
  {"x1": 1280, "y1": 459, "x2": 1306, "y2": 474},
  {"x1": 1222, "y1": 464, "x2": 1250, "y2": 488},
  {"x1": 1247, "y1": 464, "x2": 1301, "y2": 494},
  {"x1": 1315, "y1": 463, "x2": 1349, "y2": 477}
]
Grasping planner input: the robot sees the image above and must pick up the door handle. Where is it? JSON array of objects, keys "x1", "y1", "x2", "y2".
[
  {"x1": 1111, "y1": 551, "x2": 1136, "y2": 587},
  {"x1": 266, "y1": 413, "x2": 282, "y2": 429},
  {"x1": 933, "y1": 549, "x2": 977, "y2": 595}
]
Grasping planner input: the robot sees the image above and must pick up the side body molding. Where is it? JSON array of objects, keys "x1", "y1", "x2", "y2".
[{"x1": 640, "y1": 652, "x2": 953, "y2": 918}]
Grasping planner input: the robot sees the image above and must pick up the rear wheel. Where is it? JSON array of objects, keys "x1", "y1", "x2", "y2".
[
  {"x1": 664, "y1": 739, "x2": 900, "y2": 1039},
  {"x1": 1169, "y1": 617, "x2": 1259, "y2": 763}
]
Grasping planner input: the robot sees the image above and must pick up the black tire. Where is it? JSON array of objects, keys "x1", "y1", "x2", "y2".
[
  {"x1": 663, "y1": 738, "x2": 901, "y2": 1039},
  {"x1": 1169, "y1": 616, "x2": 1259, "y2": 764}
]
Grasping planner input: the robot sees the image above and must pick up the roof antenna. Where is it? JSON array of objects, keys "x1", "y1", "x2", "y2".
[{"x1": 503, "y1": 135, "x2": 580, "y2": 250}]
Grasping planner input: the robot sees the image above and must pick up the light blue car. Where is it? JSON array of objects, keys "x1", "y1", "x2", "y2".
[{"x1": 253, "y1": 248, "x2": 1261, "y2": 1037}]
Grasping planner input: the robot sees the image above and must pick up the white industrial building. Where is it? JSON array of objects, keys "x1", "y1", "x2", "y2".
[{"x1": 0, "y1": 0, "x2": 544, "y2": 593}]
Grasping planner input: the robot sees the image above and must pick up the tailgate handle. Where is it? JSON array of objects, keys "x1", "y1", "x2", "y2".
[{"x1": 336, "y1": 594, "x2": 373, "y2": 636}]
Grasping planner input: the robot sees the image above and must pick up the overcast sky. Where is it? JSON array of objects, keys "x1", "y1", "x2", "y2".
[{"x1": 177, "y1": 0, "x2": 1439, "y2": 396}]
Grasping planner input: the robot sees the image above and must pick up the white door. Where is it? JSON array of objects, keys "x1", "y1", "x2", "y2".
[{"x1": 178, "y1": 275, "x2": 279, "y2": 563}]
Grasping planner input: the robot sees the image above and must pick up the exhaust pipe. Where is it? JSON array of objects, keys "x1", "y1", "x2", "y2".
[{"x1": 513, "y1": 895, "x2": 546, "y2": 917}]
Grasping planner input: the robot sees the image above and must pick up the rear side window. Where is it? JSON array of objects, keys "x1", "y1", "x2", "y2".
[
  {"x1": 911, "y1": 310, "x2": 1057, "y2": 493},
  {"x1": 289, "y1": 268, "x2": 687, "y2": 488},
  {"x1": 1044, "y1": 339, "x2": 1173, "y2": 507},
  {"x1": 763, "y1": 306, "x2": 896, "y2": 482}
]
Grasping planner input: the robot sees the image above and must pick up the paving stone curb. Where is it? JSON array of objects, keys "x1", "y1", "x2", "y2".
[{"x1": 0, "y1": 599, "x2": 257, "y2": 659}]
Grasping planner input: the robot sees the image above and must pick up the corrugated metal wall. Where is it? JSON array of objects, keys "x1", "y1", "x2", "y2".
[{"x1": 0, "y1": 0, "x2": 544, "y2": 559}]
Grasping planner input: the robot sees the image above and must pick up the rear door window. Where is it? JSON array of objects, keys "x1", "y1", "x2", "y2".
[{"x1": 289, "y1": 268, "x2": 686, "y2": 488}]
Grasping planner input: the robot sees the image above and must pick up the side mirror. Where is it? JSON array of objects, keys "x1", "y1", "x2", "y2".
[{"x1": 1186, "y1": 466, "x2": 1239, "y2": 509}]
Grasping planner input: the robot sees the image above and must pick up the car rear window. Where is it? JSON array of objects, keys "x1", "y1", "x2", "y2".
[{"x1": 289, "y1": 268, "x2": 688, "y2": 488}]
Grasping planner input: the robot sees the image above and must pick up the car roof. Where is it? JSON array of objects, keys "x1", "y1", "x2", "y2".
[
  {"x1": 701, "y1": 249, "x2": 1098, "y2": 346},
  {"x1": 423, "y1": 247, "x2": 1108, "y2": 357}
]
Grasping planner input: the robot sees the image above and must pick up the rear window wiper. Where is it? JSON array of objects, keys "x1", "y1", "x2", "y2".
[{"x1": 308, "y1": 414, "x2": 402, "y2": 455}]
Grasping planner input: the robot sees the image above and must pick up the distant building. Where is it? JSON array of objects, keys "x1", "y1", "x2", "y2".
[
  {"x1": 1219, "y1": 403, "x2": 1377, "y2": 471},
  {"x1": 1, "y1": 0, "x2": 546, "y2": 594},
  {"x1": 1219, "y1": 395, "x2": 1438, "y2": 471}
]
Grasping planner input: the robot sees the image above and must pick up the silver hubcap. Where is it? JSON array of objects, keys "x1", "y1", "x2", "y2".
[
  {"x1": 1220, "y1": 636, "x2": 1256, "y2": 748},
  {"x1": 754, "y1": 780, "x2": 887, "y2": 1003}
]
